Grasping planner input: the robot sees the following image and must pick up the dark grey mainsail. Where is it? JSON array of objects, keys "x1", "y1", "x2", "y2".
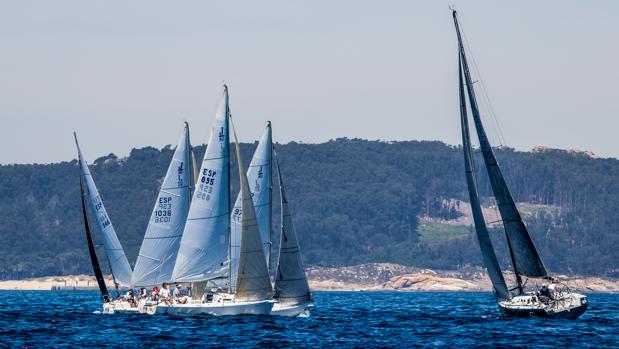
[
  {"x1": 80, "y1": 175, "x2": 110, "y2": 303},
  {"x1": 458, "y1": 57, "x2": 511, "y2": 300},
  {"x1": 273, "y1": 150, "x2": 311, "y2": 304},
  {"x1": 453, "y1": 10, "x2": 548, "y2": 288}
]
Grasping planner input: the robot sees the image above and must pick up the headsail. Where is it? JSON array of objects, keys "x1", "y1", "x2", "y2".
[
  {"x1": 458, "y1": 57, "x2": 511, "y2": 300},
  {"x1": 79, "y1": 174, "x2": 110, "y2": 302},
  {"x1": 172, "y1": 86, "x2": 231, "y2": 283},
  {"x1": 232, "y1": 120, "x2": 273, "y2": 301},
  {"x1": 74, "y1": 134, "x2": 133, "y2": 287},
  {"x1": 230, "y1": 122, "x2": 273, "y2": 292},
  {"x1": 453, "y1": 10, "x2": 548, "y2": 283},
  {"x1": 273, "y1": 150, "x2": 311, "y2": 304},
  {"x1": 131, "y1": 123, "x2": 194, "y2": 286}
]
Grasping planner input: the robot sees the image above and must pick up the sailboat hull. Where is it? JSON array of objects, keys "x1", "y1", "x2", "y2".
[
  {"x1": 147, "y1": 299, "x2": 274, "y2": 316},
  {"x1": 270, "y1": 302, "x2": 313, "y2": 317},
  {"x1": 498, "y1": 293, "x2": 588, "y2": 319},
  {"x1": 102, "y1": 300, "x2": 140, "y2": 314}
]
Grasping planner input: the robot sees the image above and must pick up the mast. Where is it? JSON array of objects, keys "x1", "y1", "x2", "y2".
[
  {"x1": 452, "y1": 10, "x2": 548, "y2": 293},
  {"x1": 267, "y1": 121, "x2": 273, "y2": 272},
  {"x1": 186, "y1": 121, "x2": 195, "y2": 199},
  {"x1": 225, "y1": 84, "x2": 232, "y2": 291},
  {"x1": 79, "y1": 174, "x2": 110, "y2": 303},
  {"x1": 458, "y1": 56, "x2": 511, "y2": 300}
]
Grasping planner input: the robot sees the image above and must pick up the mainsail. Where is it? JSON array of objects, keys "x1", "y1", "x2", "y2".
[
  {"x1": 172, "y1": 86, "x2": 231, "y2": 283},
  {"x1": 74, "y1": 133, "x2": 133, "y2": 287},
  {"x1": 458, "y1": 57, "x2": 511, "y2": 300},
  {"x1": 232, "y1": 121, "x2": 273, "y2": 301},
  {"x1": 453, "y1": 10, "x2": 548, "y2": 284},
  {"x1": 80, "y1": 175, "x2": 110, "y2": 302},
  {"x1": 131, "y1": 123, "x2": 194, "y2": 286},
  {"x1": 230, "y1": 122, "x2": 272, "y2": 292},
  {"x1": 273, "y1": 150, "x2": 311, "y2": 304}
]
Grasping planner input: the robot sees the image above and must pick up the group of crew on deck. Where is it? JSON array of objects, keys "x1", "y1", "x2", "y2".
[
  {"x1": 122, "y1": 283, "x2": 192, "y2": 307},
  {"x1": 537, "y1": 277, "x2": 560, "y2": 304}
]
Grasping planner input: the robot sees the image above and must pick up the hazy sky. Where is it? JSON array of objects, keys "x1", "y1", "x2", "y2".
[{"x1": 1, "y1": 1, "x2": 618, "y2": 164}]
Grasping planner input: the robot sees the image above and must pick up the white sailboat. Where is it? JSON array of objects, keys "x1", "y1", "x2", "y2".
[
  {"x1": 74, "y1": 133, "x2": 136, "y2": 314},
  {"x1": 453, "y1": 9, "x2": 587, "y2": 318},
  {"x1": 270, "y1": 149, "x2": 313, "y2": 317},
  {"x1": 149, "y1": 85, "x2": 274, "y2": 316}
]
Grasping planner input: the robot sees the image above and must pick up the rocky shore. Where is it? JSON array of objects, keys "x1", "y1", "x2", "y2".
[{"x1": 1, "y1": 263, "x2": 618, "y2": 293}]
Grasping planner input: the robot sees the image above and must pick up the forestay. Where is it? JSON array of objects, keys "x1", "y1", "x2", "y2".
[
  {"x1": 233, "y1": 122, "x2": 273, "y2": 301},
  {"x1": 172, "y1": 86, "x2": 230, "y2": 283},
  {"x1": 273, "y1": 150, "x2": 311, "y2": 304},
  {"x1": 458, "y1": 57, "x2": 511, "y2": 300},
  {"x1": 230, "y1": 122, "x2": 272, "y2": 292},
  {"x1": 75, "y1": 134, "x2": 133, "y2": 287},
  {"x1": 131, "y1": 123, "x2": 194, "y2": 286},
  {"x1": 454, "y1": 13, "x2": 548, "y2": 280}
]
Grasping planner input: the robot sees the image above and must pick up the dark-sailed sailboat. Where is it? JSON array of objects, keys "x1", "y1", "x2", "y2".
[{"x1": 452, "y1": 10, "x2": 588, "y2": 318}]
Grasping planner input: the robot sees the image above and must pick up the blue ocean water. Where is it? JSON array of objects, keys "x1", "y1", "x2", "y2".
[{"x1": 0, "y1": 291, "x2": 617, "y2": 348}]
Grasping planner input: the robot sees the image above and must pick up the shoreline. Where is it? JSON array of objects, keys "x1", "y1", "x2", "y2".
[{"x1": 1, "y1": 264, "x2": 617, "y2": 293}]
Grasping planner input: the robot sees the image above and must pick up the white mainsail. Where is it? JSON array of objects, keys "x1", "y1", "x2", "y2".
[
  {"x1": 273, "y1": 150, "x2": 311, "y2": 304},
  {"x1": 131, "y1": 123, "x2": 194, "y2": 286},
  {"x1": 230, "y1": 122, "x2": 272, "y2": 292},
  {"x1": 74, "y1": 133, "x2": 133, "y2": 287},
  {"x1": 172, "y1": 86, "x2": 230, "y2": 283},
  {"x1": 232, "y1": 122, "x2": 273, "y2": 301}
]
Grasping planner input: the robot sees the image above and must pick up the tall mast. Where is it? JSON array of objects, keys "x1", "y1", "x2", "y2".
[
  {"x1": 224, "y1": 84, "x2": 232, "y2": 291},
  {"x1": 267, "y1": 121, "x2": 273, "y2": 271}
]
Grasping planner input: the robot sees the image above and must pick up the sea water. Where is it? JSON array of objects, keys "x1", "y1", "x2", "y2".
[{"x1": 0, "y1": 291, "x2": 616, "y2": 348}]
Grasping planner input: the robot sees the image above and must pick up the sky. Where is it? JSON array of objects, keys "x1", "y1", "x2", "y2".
[{"x1": 0, "y1": 1, "x2": 618, "y2": 164}]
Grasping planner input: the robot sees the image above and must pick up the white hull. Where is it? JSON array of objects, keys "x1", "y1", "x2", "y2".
[
  {"x1": 498, "y1": 292, "x2": 588, "y2": 319},
  {"x1": 146, "y1": 299, "x2": 274, "y2": 316},
  {"x1": 270, "y1": 302, "x2": 313, "y2": 317},
  {"x1": 102, "y1": 300, "x2": 140, "y2": 314}
]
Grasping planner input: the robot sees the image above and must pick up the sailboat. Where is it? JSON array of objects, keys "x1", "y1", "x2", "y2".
[
  {"x1": 453, "y1": 10, "x2": 588, "y2": 318},
  {"x1": 74, "y1": 133, "x2": 136, "y2": 314},
  {"x1": 230, "y1": 122, "x2": 312, "y2": 317},
  {"x1": 150, "y1": 85, "x2": 274, "y2": 316},
  {"x1": 270, "y1": 149, "x2": 313, "y2": 316}
]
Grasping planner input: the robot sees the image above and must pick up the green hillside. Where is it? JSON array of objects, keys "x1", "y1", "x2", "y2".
[{"x1": 0, "y1": 139, "x2": 617, "y2": 279}]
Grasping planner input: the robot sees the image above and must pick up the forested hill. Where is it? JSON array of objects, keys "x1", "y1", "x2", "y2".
[{"x1": 0, "y1": 139, "x2": 617, "y2": 279}]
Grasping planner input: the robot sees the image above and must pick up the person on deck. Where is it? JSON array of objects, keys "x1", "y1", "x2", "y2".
[
  {"x1": 539, "y1": 284, "x2": 550, "y2": 304},
  {"x1": 159, "y1": 283, "x2": 171, "y2": 304},
  {"x1": 548, "y1": 277, "x2": 558, "y2": 300},
  {"x1": 151, "y1": 286, "x2": 159, "y2": 300},
  {"x1": 173, "y1": 284, "x2": 181, "y2": 299}
]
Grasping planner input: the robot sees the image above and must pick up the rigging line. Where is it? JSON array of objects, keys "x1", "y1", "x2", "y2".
[{"x1": 458, "y1": 16, "x2": 508, "y2": 147}]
